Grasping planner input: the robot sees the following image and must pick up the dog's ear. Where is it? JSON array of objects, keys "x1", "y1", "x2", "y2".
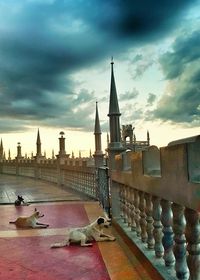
[{"x1": 97, "y1": 217, "x2": 105, "y2": 225}]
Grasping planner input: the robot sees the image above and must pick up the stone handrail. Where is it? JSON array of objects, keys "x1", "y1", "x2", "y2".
[
  {"x1": 110, "y1": 135, "x2": 200, "y2": 279},
  {"x1": 0, "y1": 158, "x2": 97, "y2": 199}
]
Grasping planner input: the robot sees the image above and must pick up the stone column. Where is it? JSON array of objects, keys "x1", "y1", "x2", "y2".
[
  {"x1": 185, "y1": 207, "x2": 200, "y2": 280},
  {"x1": 172, "y1": 203, "x2": 188, "y2": 279},
  {"x1": 161, "y1": 199, "x2": 175, "y2": 266}
]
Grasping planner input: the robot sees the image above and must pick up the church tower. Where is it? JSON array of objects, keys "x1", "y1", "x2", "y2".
[
  {"x1": 107, "y1": 59, "x2": 125, "y2": 169},
  {"x1": 93, "y1": 101, "x2": 104, "y2": 167}
]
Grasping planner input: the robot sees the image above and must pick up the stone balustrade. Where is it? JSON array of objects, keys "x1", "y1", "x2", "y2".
[
  {"x1": 0, "y1": 157, "x2": 97, "y2": 199},
  {"x1": 110, "y1": 135, "x2": 200, "y2": 279}
]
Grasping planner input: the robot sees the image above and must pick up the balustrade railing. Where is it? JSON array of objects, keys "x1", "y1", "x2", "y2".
[
  {"x1": 117, "y1": 184, "x2": 200, "y2": 279},
  {"x1": 0, "y1": 160, "x2": 97, "y2": 199},
  {"x1": 110, "y1": 135, "x2": 200, "y2": 280}
]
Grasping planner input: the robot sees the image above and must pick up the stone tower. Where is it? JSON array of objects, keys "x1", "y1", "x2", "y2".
[
  {"x1": 56, "y1": 131, "x2": 70, "y2": 164},
  {"x1": 93, "y1": 101, "x2": 104, "y2": 167},
  {"x1": 107, "y1": 59, "x2": 125, "y2": 169},
  {"x1": 15, "y1": 142, "x2": 24, "y2": 160}
]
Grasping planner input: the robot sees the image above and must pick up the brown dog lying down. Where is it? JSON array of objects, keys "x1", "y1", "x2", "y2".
[
  {"x1": 51, "y1": 216, "x2": 116, "y2": 247},
  {"x1": 9, "y1": 208, "x2": 49, "y2": 229}
]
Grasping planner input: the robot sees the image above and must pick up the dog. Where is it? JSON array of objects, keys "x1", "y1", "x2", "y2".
[
  {"x1": 9, "y1": 208, "x2": 49, "y2": 229},
  {"x1": 51, "y1": 216, "x2": 116, "y2": 248},
  {"x1": 14, "y1": 195, "x2": 30, "y2": 206}
]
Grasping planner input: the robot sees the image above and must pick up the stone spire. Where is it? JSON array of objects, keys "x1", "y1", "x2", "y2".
[
  {"x1": 93, "y1": 101, "x2": 104, "y2": 167},
  {"x1": 107, "y1": 59, "x2": 125, "y2": 170},
  {"x1": 36, "y1": 129, "x2": 42, "y2": 156},
  {"x1": 8, "y1": 149, "x2": 11, "y2": 160},
  {"x1": 108, "y1": 58, "x2": 121, "y2": 143},
  {"x1": 0, "y1": 138, "x2": 3, "y2": 159},
  {"x1": 147, "y1": 130, "x2": 150, "y2": 146},
  {"x1": 94, "y1": 102, "x2": 102, "y2": 152}
]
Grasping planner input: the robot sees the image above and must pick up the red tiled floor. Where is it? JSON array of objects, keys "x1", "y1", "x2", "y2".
[
  {"x1": 0, "y1": 203, "x2": 111, "y2": 280},
  {"x1": 0, "y1": 235, "x2": 110, "y2": 280},
  {"x1": 0, "y1": 201, "x2": 158, "y2": 280},
  {"x1": 0, "y1": 203, "x2": 91, "y2": 230}
]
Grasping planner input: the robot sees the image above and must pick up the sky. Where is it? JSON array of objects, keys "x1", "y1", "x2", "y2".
[{"x1": 0, "y1": 0, "x2": 199, "y2": 158}]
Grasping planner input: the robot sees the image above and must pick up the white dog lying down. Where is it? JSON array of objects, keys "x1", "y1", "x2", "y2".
[
  {"x1": 9, "y1": 208, "x2": 49, "y2": 229},
  {"x1": 51, "y1": 216, "x2": 116, "y2": 247}
]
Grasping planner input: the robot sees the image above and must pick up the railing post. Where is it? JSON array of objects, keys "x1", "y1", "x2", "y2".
[
  {"x1": 134, "y1": 189, "x2": 141, "y2": 237},
  {"x1": 145, "y1": 193, "x2": 154, "y2": 249},
  {"x1": 119, "y1": 184, "x2": 126, "y2": 221},
  {"x1": 152, "y1": 196, "x2": 164, "y2": 257},
  {"x1": 127, "y1": 187, "x2": 132, "y2": 227},
  {"x1": 130, "y1": 188, "x2": 136, "y2": 231},
  {"x1": 185, "y1": 207, "x2": 200, "y2": 280},
  {"x1": 161, "y1": 199, "x2": 175, "y2": 266},
  {"x1": 139, "y1": 191, "x2": 147, "y2": 242},
  {"x1": 172, "y1": 203, "x2": 188, "y2": 279}
]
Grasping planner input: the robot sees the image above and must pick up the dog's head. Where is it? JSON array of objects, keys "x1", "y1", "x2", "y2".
[
  {"x1": 34, "y1": 208, "x2": 44, "y2": 219},
  {"x1": 17, "y1": 195, "x2": 24, "y2": 202},
  {"x1": 97, "y1": 216, "x2": 111, "y2": 228}
]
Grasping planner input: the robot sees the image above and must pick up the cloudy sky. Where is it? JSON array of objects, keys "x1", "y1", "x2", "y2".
[{"x1": 0, "y1": 0, "x2": 199, "y2": 157}]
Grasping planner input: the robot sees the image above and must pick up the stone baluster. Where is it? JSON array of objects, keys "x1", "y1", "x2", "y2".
[
  {"x1": 119, "y1": 184, "x2": 124, "y2": 219},
  {"x1": 152, "y1": 196, "x2": 164, "y2": 257},
  {"x1": 130, "y1": 188, "x2": 136, "y2": 231},
  {"x1": 134, "y1": 189, "x2": 141, "y2": 237},
  {"x1": 139, "y1": 191, "x2": 147, "y2": 242},
  {"x1": 145, "y1": 193, "x2": 154, "y2": 249},
  {"x1": 172, "y1": 203, "x2": 188, "y2": 279},
  {"x1": 122, "y1": 185, "x2": 126, "y2": 221},
  {"x1": 161, "y1": 199, "x2": 175, "y2": 266},
  {"x1": 127, "y1": 187, "x2": 132, "y2": 227},
  {"x1": 124, "y1": 186, "x2": 128, "y2": 223},
  {"x1": 185, "y1": 207, "x2": 200, "y2": 280}
]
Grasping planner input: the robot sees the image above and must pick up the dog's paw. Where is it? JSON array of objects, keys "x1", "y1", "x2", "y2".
[{"x1": 110, "y1": 237, "x2": 116, "y2": 241}]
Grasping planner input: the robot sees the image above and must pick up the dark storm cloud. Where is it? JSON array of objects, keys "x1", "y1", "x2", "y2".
[
  {"x1": 84, "y1": 0, "x2": 196, "y2": 39},
  {"x1": 0, "y1": 0, "x2": 197, "y2": 132},
  {"x1": 153, "y1": 30, "x2": 200, "y2": 126},
  {"x1": 159, "y1": 30, "x2": 200, "y2": 79}
]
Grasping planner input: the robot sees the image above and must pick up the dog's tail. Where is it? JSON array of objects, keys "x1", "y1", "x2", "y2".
[{"x1": 51, "y1": 240, "x2": 69, "y2": 248}]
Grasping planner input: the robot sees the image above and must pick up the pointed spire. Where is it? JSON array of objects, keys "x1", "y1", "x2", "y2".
[
  {"x1": 94, "y1": 101, "x2": 101, "y2": 134},
  {"x1": 8, "y1": 149, "x2": 11, "y2": 160},
  {"x1": 108, "y1": 58, "x2": 120, "y2": 116},
  {"x1": 147, "y1": 130, "x2": 150, "y2": 145},
  {"x1": 36, "y1": 129, "x2": 42, "y2": 156},
  {"x1": 0, "y1": 138, "x2": 3, "y2": 157},
  {"x1": 36, "y1": 128, "x2": 41, "y2": 144}
]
